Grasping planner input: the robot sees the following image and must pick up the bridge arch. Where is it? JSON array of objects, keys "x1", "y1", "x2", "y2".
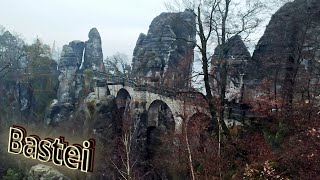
[
  {"x1": 147, "y1": 100, "x2": 175, "y2": 131},
  {"x1": 146, "y1": 100, "x2": 175, "y2": 172},
  {"x1": 186, "y1": 112, "x2": 211, "y2": 130},
  {"x1": 185, "y1": 112, "x2": 211, "y2": 146},
  {"x1": 115, "y1": 88, "x2": 131, "y2": 111}
]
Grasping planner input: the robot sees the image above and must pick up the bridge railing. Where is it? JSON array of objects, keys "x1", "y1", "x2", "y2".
[{"x1": 94, "y1": 71, "x2": 204, "y2": 99}]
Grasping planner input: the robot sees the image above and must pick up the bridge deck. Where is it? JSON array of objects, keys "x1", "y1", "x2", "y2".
[{"x1": 95, "y1": 71, "x2": 258, "y2": 122}]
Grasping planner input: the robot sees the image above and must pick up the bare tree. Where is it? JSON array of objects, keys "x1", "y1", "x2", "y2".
[
  {"x1": 165, "y1": 1, "x2": 271, "y2": 178},
  {"x1": 104, "y1": 52, "x2": 131, "y2": 76},
  {"x1": 111, "y1": 128, "x2": 135, "y2": 180},
  {"x1": 166, "y1": 0, "x2": 267, "y2": 136},
  {"x1": 111, "y1": 105, "x2": 151, "y2": 180}
]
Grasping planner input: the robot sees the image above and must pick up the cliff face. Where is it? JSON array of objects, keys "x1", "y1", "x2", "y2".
[
  {"x1": 69, "y1": 40, "x2": 85, "y2": 69},
  {"x1": 213, "y1": 35, "x2": 251, "y2": 61},
  {"x1": 57, "y1": 45, "x2": 79, "y2": 104},
  {"x1": 52, "y1": 28, "x2": 105, "y2": 108},
  {"x1": 212, "y1": 35, "x2": 251, "y2": 100},
  {"x1": 46, "y1": 28, "x2": 108, "y2": 125},
  {"x1": 131, "y1": 10, "x2": 196, "y2": 88},
  {"x1": 251, "y1": 0, "x2": 320, "y2": 80},
  {"x1": 82, "y1": 28, "x2": 105, "y2": 72}
]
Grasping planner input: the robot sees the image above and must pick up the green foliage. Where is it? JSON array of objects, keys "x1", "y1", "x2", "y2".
[
  {"x1": 195, "y1": 162, "x2": 204, "y2": 174},
  {"x1": 2, "y1": 168, "x2": 25, "y2": 180},
  {"x1": 0, "y1": 28, "x2": 25, "y2": 83},
  {"x1": 25, "y1": 38, "x2": 51, "y2": 60},
  {"x1": 0, "y1": 29, "x2": 26, "y2": 120},
  {"x1": 1, "y1": 35, "x2": 56, "y2": 120},
  {"x1": 86, "y1": 100, "x2": 96, "y2": 116},
  {"x1": 82, "y1": 69, "x2": 95, "y2": 97},
  {"x1": 83, "y1": 68, "x2": 94, "y2": 79},
  {"x1": 262, "y1": 121, "x2": 289, "y2": 149},
  {"x1": 23, "y1": 39, "x2": 57, "y2": 119}
]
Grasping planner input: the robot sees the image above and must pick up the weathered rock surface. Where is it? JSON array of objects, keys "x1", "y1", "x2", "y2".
[
  {"x1": 82, "y1": 28, "x2": 105, "y2": 72},
  {"x1": 46, "y1": 28, "x2": 105, "y2": 125},
  {"x1": 131, "y1": 10, "x2": 196, "y2": 88},
  {"x1": 213, "y1": 35, "x2": 251, "y2": 61},
  {"x1": 250, "y1": 0, "x2": 320, "y2": 79},
  {"x1": 27, "y1": 164, "x2": 70, "y2": 180},
  {"x1": 212, "y1": 35, "x2": 251, "y2": 100},
  {"x1": 69, "y1": 40, "x2": 85, "y2": 68},
  {"x1": 45, "y1": 100, "x2": 74, "y2": 126},
  {"x1": 92, "y1": 95, "x2": 119, "y2": 139},
  {"x1": 18, "y1": 82, "x2": 34, "y2": 114},
  {"x1": 57, "y1": 45, "x2": 78, "y2": 104},
  {"x1": 46, "y1": 43, "x2": 82, "y2": 125}
]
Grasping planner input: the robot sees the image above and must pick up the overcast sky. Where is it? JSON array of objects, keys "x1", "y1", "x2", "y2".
[
  {"x1": 0, "y1": 0, "x2": 284, "y2": 62},
  {"x1": 0, "y1": 0, "x2": 167, "y2": 60}
]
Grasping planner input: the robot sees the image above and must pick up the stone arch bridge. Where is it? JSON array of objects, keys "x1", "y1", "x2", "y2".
[{"x1": 94, "y1": 71, "x2": 210, "y2": 133}]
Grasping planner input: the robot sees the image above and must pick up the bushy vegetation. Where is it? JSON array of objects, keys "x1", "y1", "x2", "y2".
[{"x1": 3, "y1": 168, "x2": 26, "y2": 180}]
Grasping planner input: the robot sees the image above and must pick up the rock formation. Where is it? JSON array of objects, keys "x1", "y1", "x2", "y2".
[
  {"x1": 46, "y1": 28, "x2": 109, "y2": 125},
  {"x1": 27, "y1": 164, "x2": 70, "y2": 180},
  {"x1": 69, "y1": 40, "x2": 85, "y2": 68},
  {"x1": 92, "y1": 95, "x2": 119, "y2": 139},
  {"x1": 250, "y1": 0, "x2": 320, "y2": 80},
  {"x1": 18, "y1": 82, "x2": 34, "y2": 115},
  {"x1": 212, "y1": 35, "x2": 251, "y2": 100},
  {"x1": 131, "y1": 9, "x2": 196, "y2": 88},
  {"x1": 213, "y1": 35, "x2": 251, "y2": 61},
  {"x1": 82, "y1": 28, "x2": 105, "y2": 72},
  {"x1": 45, "y1": 45, "x2": 79, "y2": 125},
  {"x1": 57, "y1": 45, "x2": 79, "y2": 104}
]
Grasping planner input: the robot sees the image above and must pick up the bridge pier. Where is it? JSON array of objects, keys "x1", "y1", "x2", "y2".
[{"x1": 99, "y1": 75, "x2": 210, "y2": 135}]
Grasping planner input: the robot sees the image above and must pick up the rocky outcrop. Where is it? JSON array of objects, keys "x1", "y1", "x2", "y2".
[
  {"x1": 82, "y1": 28, "x2": 105, "y2": 72},
  {"x1": 46, "y1": 28, "x2": 107, "y2": 125},
  {"x1": 250, "y1": 0, "x2": 320, "y2": 80},
  {"x1": 69, "y1": 40, "x2": 85, "y2": 68},
  {"x1": 131, "y1": 9, "x2": 196, "y2": 88},
  {"x1": 45, "y1": 45, "x2": 78, "y2": 125},
  {"x1": 213, "y1": 35, "x2": 251, "y2": 61},
  {"x1": 55, "y1": 28, "x2": 104, "y2": 106},
  {"x1": 212, "y1": 35, "x2": 251, "y2": 100},
  {"x1": 18, "y1": 82, "x2": 34, "y2": 115},
  {"x1": 45, "y1": 100, "x2": 74, "y2": 125},
  {"x1": 27, "y1": 164, "x2": 70, "y2": 180},
  {"x1": 92, "y1": 95, "x2": 119, "y2": 139},
  {"x1": 57, "y1": 45, "x2": 79, "y2": 104}
]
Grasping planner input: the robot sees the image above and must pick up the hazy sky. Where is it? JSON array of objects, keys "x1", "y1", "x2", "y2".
[
  {"x1": 0, "y1": 0, "x2": 167, "y2": 60},
  {"x1": 1, "y1": 0, "x2": 283, "y2": 62}
]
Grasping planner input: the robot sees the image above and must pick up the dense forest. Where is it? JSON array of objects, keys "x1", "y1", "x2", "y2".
[{"x1": 0, "y1": 0, "x2": 320, "y2": 179}]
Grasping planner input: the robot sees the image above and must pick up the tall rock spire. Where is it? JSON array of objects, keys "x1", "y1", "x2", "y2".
[
  {"x1": 131, "y1": 10, "x2": 196, "y2": 89},
  {"x1": 82, "y1": 28, "x2": 105, "y2": 72}
]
